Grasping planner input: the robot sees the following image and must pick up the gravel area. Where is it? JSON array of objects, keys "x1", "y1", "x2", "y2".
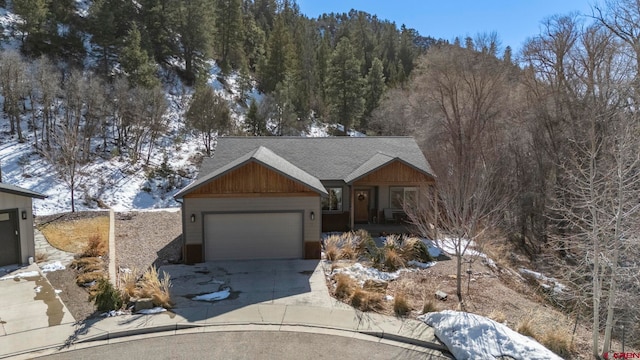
[
  {"x1": 46, "y1": 268, "x2": 96, "y2": 321},
  {"x1": 115, "y1": 210, "x2": 183, "y2": 273}
]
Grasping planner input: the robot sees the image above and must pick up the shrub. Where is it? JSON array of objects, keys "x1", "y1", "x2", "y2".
[
  {"x1": 90, "y1": 278, "x2": 123, "y2": 311},
  {"x1": 339, "y1": 233, "x2": 358, "y2": 260},
  {"x1": 71, "y1": 257, "x2": 104, "y2": 273},
  {"x1": 334, "y1": 273, "x2": 356, "y2": 300},
  {"x1": 350, "y1": 288, "x2": 383, "y2": 311},
  {"x1": 82, "y1": 234, "x2": 107, "y2": 258},
  {"x1": 401, "y1": 236, "x2": 433, "y2": 263},
  {"x1": 76, "y1": 271, "x2": 106, "y2": 286},
  {"x1": 540, "y1": 328, "x2": 574, "y2": 358},
  {"x1": 383, "y1": 247, "x2": 405, "y2": 272},
  {"x1": 119, "y1": 268, "x2": 139, "y2": 303},
  {"x1": 422, "y1": 300, "x2": 438, "y2": 314},
  {"x1": 393, "y1": 292, "x2": 411, "y2": 316},
  {"x1": 324, "y1": 235, "x2": 341, "y2": 261},
  {"x1": 516, "y1": 317, "x2": 536, "y2": 338},
  {"x1": 137, "y1": 266, "x2": 173, "y2": 308}
]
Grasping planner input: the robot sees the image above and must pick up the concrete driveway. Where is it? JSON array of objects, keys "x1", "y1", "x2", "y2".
[
  {"x1": 0, "y1": 264, "x2": 75, "y2": 336},
  {"x1": 162, "y1": 259, "x2": 346, "y2": 312}
]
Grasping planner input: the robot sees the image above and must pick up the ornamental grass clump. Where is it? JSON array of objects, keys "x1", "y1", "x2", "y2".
[{"x1": 137, "y1": 266, "x2": 173, "y2": 309}]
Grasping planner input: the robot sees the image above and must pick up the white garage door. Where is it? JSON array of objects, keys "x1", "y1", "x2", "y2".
[{"x1": 204, "y1": 212, "x2": 303, "y2": 261}]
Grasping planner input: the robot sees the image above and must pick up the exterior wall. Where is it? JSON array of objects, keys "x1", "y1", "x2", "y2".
[
  {"x1": 0, "y1": 192, "x2": 35, "y2": 264},
  {"x1": 183, "y1": 196, "x2": 321, "y2": 247},
  {"x1": 187, "y1": 161, "x2": 317, "y2": 196}
]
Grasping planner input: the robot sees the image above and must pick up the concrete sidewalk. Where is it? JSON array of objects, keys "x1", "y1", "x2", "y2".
[{"x1": 1, "y1": 303, "x2": 451, "y2": 359}]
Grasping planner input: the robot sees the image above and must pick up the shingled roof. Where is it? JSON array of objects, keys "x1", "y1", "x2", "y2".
[{"x1": 196, "y1": 137, "x2": 435, "y2": 182}]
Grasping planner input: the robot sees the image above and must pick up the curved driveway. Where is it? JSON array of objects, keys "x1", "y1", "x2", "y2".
[{"x1": 36, "y1": 331, "x2": 447, "y2": 360}]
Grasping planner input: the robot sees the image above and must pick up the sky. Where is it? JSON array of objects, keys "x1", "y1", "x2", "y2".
[{"x1": 296, "y1": 0, "x2": 596, "y2": 53}]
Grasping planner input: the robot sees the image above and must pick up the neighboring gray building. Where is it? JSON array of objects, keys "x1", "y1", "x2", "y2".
[
  {"x1": 174, "y1": 137, "x2": 435, "y2": 263},
  {"x1": 0, "y1": 183, "x2": 47, "y2": 266}
]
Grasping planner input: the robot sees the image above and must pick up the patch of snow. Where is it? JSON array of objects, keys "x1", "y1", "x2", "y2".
[
  {"x1": 34, "y1": 285, "x2": 43, "y2": 293},
  {"x1": 519, "y1": 269, "x2": 567, "y2": 294},
  {"x1": 385, "y1": 295, "x2": 394, "y2": 301},
  {"x1": 55, "y1": 289, "x2": 62, "y2": 294},
  {"x1": 102, "y1": 310, "x2": 126, "y2": 317},
  {"x1": 437, "y1": 237, "x2": 497, "y2": 269},
  {"x1": 0, "y1": 271, "x2": 40, "y2": 280},
  {"x1": 40, "y1": 261, "x2": 65, "y2": 273},
  {"x1": 82, "y1": 280, "x2": 96, "y2": 287},
  {"x1": 407, "y1": 260, "x2": 436, "y2": 269},
  {"x1": 331, "y1": 262, "x2": 412, "y2": 285},
  {"x1": 419, "y1": 310, "x2": 562, "y2": 360},
  {"x1": 192, "y1": 287, "x2": 231, "y2": 302},
  {"x1": 137, "y1": 307, "x2": 167, "y2": 315}
]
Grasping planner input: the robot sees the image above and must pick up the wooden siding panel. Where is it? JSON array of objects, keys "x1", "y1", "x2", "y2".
[
  {"x1": 186, "y1": 161, "x2": 316, "y2": 197},
  {"x1": 354, "y1": 161, "x2": 435, "y2": 185}
]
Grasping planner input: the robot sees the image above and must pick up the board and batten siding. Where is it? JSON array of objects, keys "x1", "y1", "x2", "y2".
[
  {"x1": 353, "y1": 160, "x2": 434, "y2": 185},
  {"x1": 0, "y1": 192, "x2": 36, "y2": 264},
  {"x1": 183, "y1": 196, "x2": 321, "y2": 246}
]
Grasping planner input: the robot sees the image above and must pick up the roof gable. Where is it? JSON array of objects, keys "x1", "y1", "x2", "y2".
[
  {"x1": 175, "y1": 146, "x2": 327, "y2": 198},
  {"x1": 0, "y1": 183, "x2": 47, "y2": 199}
]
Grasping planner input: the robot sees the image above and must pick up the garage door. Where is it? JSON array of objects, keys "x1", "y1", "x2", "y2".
[
  {"x1": 204, "y1": 212, "x2": 303, "y2": 261},
  {"x1": 0, "y1": 209, "x2": 20, "y2": 267}
]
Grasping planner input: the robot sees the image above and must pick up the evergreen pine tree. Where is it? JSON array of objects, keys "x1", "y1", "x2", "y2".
[
  {"x1": 326, "y1": 37, "x2": 365, "y2": 135},
  {"x1": 363, "y1": 57, "x2": 386, "y2": 127},
  {"x1": 259, "y1": 15, "x2": 295, "y2": 93},
  {"x1": 214, "y1": 0, "x2": 244, "y2": 72},
  {"x1": 245, "y1": 98, "x2": 266, "y2": 135},
  {"x1": 120, "y1": 24, "x2": 159, "y2": 88}
]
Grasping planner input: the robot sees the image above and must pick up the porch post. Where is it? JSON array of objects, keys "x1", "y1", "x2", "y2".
[{"x1": 349, "y1": 184, "x2": 355, "y2": 230}]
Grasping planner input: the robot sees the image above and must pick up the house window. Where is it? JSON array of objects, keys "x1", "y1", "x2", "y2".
[
  {"x1": 390, "y1": 187, "x2": 418, "y2": 209},
  {"x1": 322, "y1": 187, "x2": 343, "y2": 211}
]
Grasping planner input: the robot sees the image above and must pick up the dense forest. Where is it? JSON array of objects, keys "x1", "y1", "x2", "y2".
[{"x1": 0, "y1": 0, "x2": 639, "y2": 356}]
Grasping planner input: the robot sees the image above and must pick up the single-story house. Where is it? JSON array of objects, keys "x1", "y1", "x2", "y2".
[
  {"x1": 0, "y1": 182, "x2": 47, "y2": 267},
  {"x1": 174, "y1": 137, "x2": 435, "y2": 263}
]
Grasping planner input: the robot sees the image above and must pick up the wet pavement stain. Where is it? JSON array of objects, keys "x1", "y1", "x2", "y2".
[
  {"x1": 299, "y1": 270, "x2": 314, "y2": 275},
  {"x1": 28, "y1": 276, "x2": 65, "y2": 327}
]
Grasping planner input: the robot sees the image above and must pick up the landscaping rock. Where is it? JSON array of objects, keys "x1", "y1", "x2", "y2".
[
  {"x1": 363, "y1": 279, "x2": 388, "y2": 293},
  {"x1": 134, "y1": 298, "x2": 154, "y2": 312},
  {"x1": 435, "y1": 290, "x2": 448, "y2": 301}
]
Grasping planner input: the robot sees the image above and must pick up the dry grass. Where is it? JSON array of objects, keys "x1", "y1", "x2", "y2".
[
  {"x1": 422, "y1": 299, "x2": 438, "y2": 314},
  {"x1": 39, "y1": 216, "x2": 109, "y2": 254},
  {"x1": 516, "y1": 317, "x2": 537, "y2": 338},
  {"x1": 540, "y1": 328, "x2": 575, "y2": 358},
  {"x1": 334, "y1": 273, "x2": 356, "y2": 300},
  {"x1": 488, "y1": 310, "x2": 506, "y2": 324},
  {"x1": 119, "y1": 269, "x2": 139, "y2": 303},
  {"x1": 351, "y1": 288, "x2": 384, "y2": 311},
  {"x1": 71, "y1": 257, "x2": 104, "y2": 273},
  {"x1": 324, "y1": 235, "x2": 340, "y2": 261},
  {"x1": 383, "y1": 247, "x2": 405, "y2": 271},
  {"x1": 393, "y1": 292, "x2": 411, "y2": 316},
  {"x1": 136, "y1": 266, "x2": 173, "y2": 308},
  {"x1": 35, "y1": 252, "x2": 48, "y2": 263},
  {"x1": 76, "y1": 271, "x2": 106, "y2": 286},
  {"x1": 81, "y1": 234, "x2": 107, "y2": 257}
]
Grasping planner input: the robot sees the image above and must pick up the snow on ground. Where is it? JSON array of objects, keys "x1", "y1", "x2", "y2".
[
  {"x1": 519, "y1": 268, "x2": 567, "y2": 294},
  {"x1": 40, "y1": 261, "x2": 66, "y2": 273},
  {"x1": 192, "y1": 287, "x2": 231, "y2": 302},
  {"x1": 137, "y1": 307, "x2": 167, "y2": 315},
  {"x1": 407, "y1": 260, "x2": 436, "y2": 269},
  {"x1": 419, "y1": 310, "x2": 562, "y2": 360},
  {"x1": 0, "y1": 270, "x2": 40, "y2": 280},
  {"x1": 436, "y1": 237, "x2": 497, "y2": 269},
  {"x1": 331, "y1": 262, "x2": 413, "y2": 284}
]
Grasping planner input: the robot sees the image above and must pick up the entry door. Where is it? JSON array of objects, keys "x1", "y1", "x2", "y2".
[
  {"x1": 0, "y1": 209, "x2": 20, "y2": 266},
  {"x1": 354, "y1": 190, "x2": 370, "y2": 223}
]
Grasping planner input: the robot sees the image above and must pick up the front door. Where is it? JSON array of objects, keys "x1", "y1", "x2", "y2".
[
  {"x1": 0, "y1": 209, "x2": 20, "y2": 266},
  {"x1": 354, "y1": 190, "x2": 370, "y2": 223}
]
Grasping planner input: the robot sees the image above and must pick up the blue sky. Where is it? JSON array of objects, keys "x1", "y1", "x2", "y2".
[{"x1": 296, "y1": 1, "x2": 596, "y2": 53}]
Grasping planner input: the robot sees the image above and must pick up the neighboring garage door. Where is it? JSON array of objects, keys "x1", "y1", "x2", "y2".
[
  {"x1": 0, "y1": 209, "x2": 20, "y2": 267},
  {"x1": 204, "y1": 212, "x2": 303, "y2": 261}
]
